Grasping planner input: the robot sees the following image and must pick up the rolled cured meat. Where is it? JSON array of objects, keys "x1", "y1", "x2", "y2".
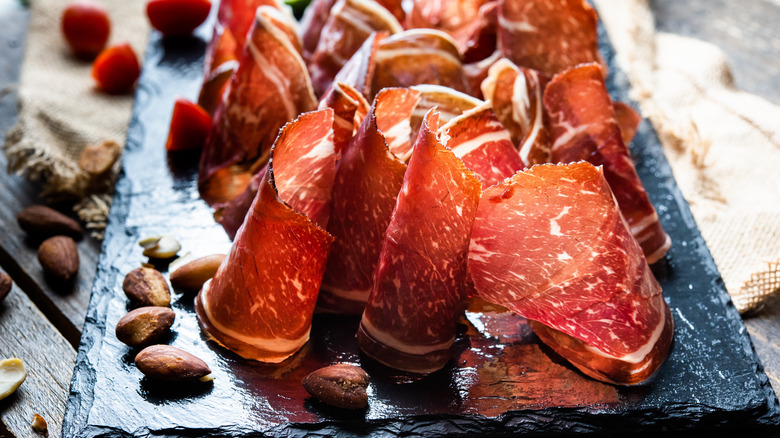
[
  {"x1": 544, "y1": 63, "x2": 671, "y2": 263},
  {"x1": 357, "y1": 110, "x2": 482, "y2": 373},
  {"x1": 319, "y1": 88, "x2": 421, "y2": 314},
  {"x1": 371, "y1": 29, "x2": 471, "y2": 99},
  {"x1": 438, "y1": 102, "x2": 524, "y2": 188},
  {"x1": 196, "y1": 109, "x2": 336, "y2": 362},
  {"x1": 481, "y1": 58, "x2": 551, "y2": 166},
  {"x1": 308, "y1": 0, "x2": 402, "y2": 96},
  {"x1": 468, "y1": 162, "x2": 674, "y2": 385},
  {"x1": 496, "y1": 0, "x2": 603, "y2": 77},
  {"x1": 199, "y1": 6, "x2": 317, "y2": 205}
]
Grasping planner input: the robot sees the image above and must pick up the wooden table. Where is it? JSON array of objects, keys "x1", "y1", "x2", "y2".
[{"x1": 0, "y1": 0, "x2": 778, "y2": 436}]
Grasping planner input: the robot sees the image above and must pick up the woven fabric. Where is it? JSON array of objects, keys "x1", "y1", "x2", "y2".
[
  {"x1": 3, "y1": 0, "x2": 148, "y2": 237},
  {"x1": 595, "y1": 0, "x2": 780, "y2": 314}
]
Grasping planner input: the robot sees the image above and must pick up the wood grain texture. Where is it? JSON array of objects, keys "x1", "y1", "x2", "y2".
[
  {"x1": 0, "y1": 0, "x2": 99, "y2": 348},
  {"x1": 0, "y1": 285, "x2": 76, "y2": 438},
  {"x1": 651, "y1": 0, "x2": 780, "y2": 393}
]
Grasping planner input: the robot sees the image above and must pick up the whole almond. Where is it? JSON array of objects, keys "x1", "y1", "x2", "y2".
[
  {"x1": 78, "y1": 140, "x2": 121, "y2": 177},
  {"x1": 302, "y1": 364, "x2": 370, "y2": 409},
  {"x1": 115, "y1": 307, "x2": 175, "y2": 347},
  {"x1": 135, "y1": 345, "x2": 211, "y2": 381},
  {"x1": 37, "y1": 236, "x2": 79, "y2": 282},
  {"x1": 0, "y1": 272, "x2": 11, "y2": 303},
  {"x1": 17, "y1": 205, "x2": 83, "y2": 240},
  {"x1": 170, "y1": 254, "x2": 226, "y2": 292},
  {"x1": 122, "y1": 267, "x2": 171, "y2": 307}
]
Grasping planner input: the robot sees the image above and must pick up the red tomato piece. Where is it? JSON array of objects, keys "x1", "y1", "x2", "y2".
[
  {"x1": 166, "y1": 98, "x2": 213, "y2": 151},
  {"x1": 146, "y1": 0, "x2": 212, "y2": 37},
  {"x1": 61, "y1": 0, "x2": 111, "y2": 59},
  {"x1": 91, "y1": 43, "x2": 141, "y2": 94}
]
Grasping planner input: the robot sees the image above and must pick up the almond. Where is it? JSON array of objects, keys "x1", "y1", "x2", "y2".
[
  {"x1": 302, "y1": 364, "x2": 370, "y2": 409},
  {"x1": 78, "y1": 140, "x2": 121, "y2": 177},
  {"x1": 115, "y1": 307, "x2": 175, "y2": 347},
  {"x1": 169, "y1": 254, "x2": 226, "y2": 292},
  {"x1": 135, "y1": 345, "x2": 211, "y2": 381},
  {"x1": 37, "y1": 236, "x2": 79, "y2": 282},
  {"x1": 0, "y1": 272, "x2": 11, "y2": 303},
  {"x1": 17, "y1": 205, "x2": 83, "y2": 240},
  {"x1": 122, "y1": 267, "x2": 171, "y2": 307}
]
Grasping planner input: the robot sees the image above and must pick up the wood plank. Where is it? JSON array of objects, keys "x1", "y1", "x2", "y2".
[
  {"x1": 651, "y1": 0, "x2": 780, "y2": 393},
  {"x1": 0, "y1": 0, "x2": 99, "y2": 347},
  {"x1": 0, "y1": 284, "x2": 77, "y2": 438}
]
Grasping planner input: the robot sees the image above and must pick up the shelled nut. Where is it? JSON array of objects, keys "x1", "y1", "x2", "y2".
[{"x1": 122, "y1": 267, "x2": 171, "y2": 307}]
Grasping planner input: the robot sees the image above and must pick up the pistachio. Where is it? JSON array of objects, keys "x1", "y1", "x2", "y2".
[
  {"x1": 37, "y1": 236, "x2": 80, "y2": 282},
  {"x1": 17, "y1": 205, "x2": 83, "y2": 240},
  {"x1": 122, "y1": 267, "x2": 171, "y2": 307},
  {"x1": 135, "y1": 345, "x2": 211, "y2": 381},
  {"x1": 139, "y1": 235, "x2": 181, "y2": 259},
  {"x1": 302, "y1": 364, "x2": 370, "y2": 409},
  {"x1": 31, "y1": 413, "x2": 48, "y2": 436},
  {"x1": 169, "y1": 254, "x2": 226, "y2": 292},
  {"x1": 0, "y1": 358, "x2": 27, "y2": 400},
  {"x1": 115, "y1": 307, "x2": 175, "y2": 347}
]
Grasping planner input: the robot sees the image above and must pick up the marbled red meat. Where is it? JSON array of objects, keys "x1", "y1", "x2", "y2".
[
  {"x1": 196, "y1": 110, "x2": 336, "y2": 363},
  {"x1": 371, "y1": 29, "x2": 471, "y2": 99},
  {"x1": 318, "y1": 82, "x2": 370, "y2": 155},
  {"x1": 407, "y1": 0, "x2": 491, "y2": 37},
  {"x1": 217, "y1": 0, "x2": 292, "y2": 49},
  {"x1": 497, "y1": 0, "x2": 603, "y2": 77},
  {"x1": 439, "y1": 102, "x2": 524, "y2": 188},
  {"x1": 481, "y1": 58, "x2": 551, "y2": 166},
  {"x1": 544, "y1": 63, "x2": 670, "y2": 263},
  {"x1": 309, "y1": 0, "x2": 402, "y2": 96},
  {"x1": 326, "y1": 31, "x2": 385, "y2": 101},
  {"x1": 319, "y1": 88, "x2": 421, "y2": 314},
  {"x1": 198, "y1": 26, "x2": 239, "y2": 115},
  {"x1": 613, "y1": 101, "x2": 642, "y2": 147},
  {"x1": 199, "y1": 6, "x2": 317, "y2": 205},
  {"x1": 357, "y1": 110, "x2": 481, "y2": 373},
  {"x1": 468, "y1": 162, "x2": 673, "y2": 385}
]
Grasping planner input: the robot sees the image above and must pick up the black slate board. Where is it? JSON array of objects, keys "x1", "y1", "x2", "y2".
[{"x1": 62, "y1": 8, "x2": 780, "y2": 438}]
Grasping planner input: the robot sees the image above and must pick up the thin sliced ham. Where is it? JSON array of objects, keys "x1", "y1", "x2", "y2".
[
  {"x1": 217, "y1": 0, "x2": 292, "y2": 49},
  {"x1": 309, "y1": 0, "x2": 402, "y2": 96},
  {"x1": 481, "y1": 58, "x2": 551, "y2": 166},
  {"x1": 439, "y1": 102, "x2": 524, "y2": 188},
  {"x1": 497, "y1": 0, "x2": 603, "y2": 77},
  {"x1": 318, "y1": 82, "x2": 370, "y2": 155},
  {"x1": 613, "y1": 101, "x2": 642, "y2": 147},
  {"x1": 371, "y1": 29, "x2": 471, "y2": 99},
  {"x1": 196, "y1": 109, "x2": 336, "y2": 363},
  {"x1": 198, "y1": 26, "x2": 239, "y2": 116},
  {"x1": 319, "y1": 88, "x2": 421, "y2": 314},
  {"x1": 199, "y1": 6, "x2": 317, "y2": 205},
  {"x1": 468, "y1": 162, "x2": 673, "y2": 385},
  {"x1": 327, "y1": 31, "x2": 386, "y2": 101},
  {"x1": 544, "y1": 63, "x2": 671, "y2": 263},
  {"x1": 357, "y1": 110, "x2": 482, "y2": 373}
]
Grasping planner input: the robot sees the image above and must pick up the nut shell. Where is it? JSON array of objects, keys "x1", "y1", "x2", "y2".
[
  {"x1": 0, "y1": 272, "x2": 11, "y2": 302},
  {"x1": 135, "y1": 345, "x2": 211, "y2": 381},
  {"x1": 302, "y1": 364, "x2": 370, "y2": 409},
  {"x1": 115, "y1": 306, "x2": 175, "y2": 347},
  {"x1": 37, "y1": 236, "x2": 80, "y2": 282},
  {"x1": 122, "y1": 267, "x2": 171, "y2": 307},
  {"x1": 17, "y1": 205, "x2": 83, "y2": 240},
  {"x1": 169, "y1": 254, "x2": 225, "y2": 292}
]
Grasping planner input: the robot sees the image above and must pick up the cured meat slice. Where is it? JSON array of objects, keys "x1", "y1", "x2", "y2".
[
  {"x1": 371, "y1": 29, "x2": 471, "y2": 99},
  {"x1": 216, "y1": 109, "x2": 338, "y2": 238},
  {"x1": 481, "y1": 58, "x2": 551, "y2": 166},
  {"x1": 439, "y1": 102, "x2": 524, "y2": 188},
  {"x1": 196, "y1": 110, "x2": 336, "y2": 363},
  {"x1": 217, "y1": 0, "x2": 292, "y2": 49},
  {"x1": 456, "y1": 1, "x2": 498, "y2": 64},
  {"x1": 319, "y1": 88, "x2": 420, "y2": 314},
  {"x1": 407, "y1": 0, "x2": 491, "y2": 37},
  {"x1": 497, "y1": 0, "x2": 603, "y2": 77},
  {"x1": 199, "y1": 6, "x2": 317, "y2": 205},
  {"x1": 468, "y1": 162, "x2": 674, "y2": 385},
  {"x1": 357, "y1": 110, "x2": 482, "y2": 373},
  {"x1": 318, "y1": 82, "x2": 370, "y2": 155},
  {"x1": 613, "y1": 101, "x2": 642, "y2": 147},
  {"x1": 407, "y1": 84, "x2": 482, "y2": 160},
  {"x1": 326, "y1": 31, "x2": 385, "y2": 101},
  {"x1": 198, "y1": 26, "x2": 239, "y2": 116},
  {"x1": 544, "y1": 63, "x2": 671, "y2": 263},
  {"x1": 299, "y1": 0, "x2": 337, "y2": 61},
  {"x1": 463, "y1": 50, "x2": 500, "y2": 101},
  {"x1": 309, "y1": 0, "x2": 402, "y2": 96}
]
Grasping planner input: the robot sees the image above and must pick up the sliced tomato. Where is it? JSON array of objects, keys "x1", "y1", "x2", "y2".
[
  {"x1": 91, "y1": 43, "x2": 141, "y2": 94},
  {"x1": 147, "y1": 0, "x2": 212, "y2": 37},
  {"x1": 166, "y1": 98, "x2": 213, "y2": 151}
]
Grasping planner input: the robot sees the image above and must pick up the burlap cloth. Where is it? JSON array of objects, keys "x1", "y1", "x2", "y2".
[
  {"x1": 3, "y1": 0, "x2": 148, "y2": 237},
  {"x1": 5, "y1": 0, "x2": 779, "y2": 313}
]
